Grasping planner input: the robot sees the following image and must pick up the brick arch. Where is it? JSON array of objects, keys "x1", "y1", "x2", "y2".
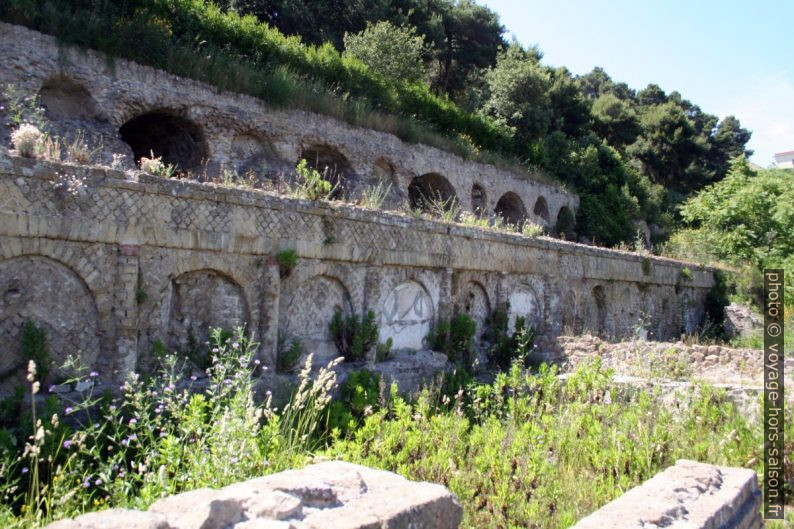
[
  {"x1": 495, "y1": 192, "x2": 528, "y2": 227},
  {"x1": 166, "y1": 269, "x2": 250, "y2": 365},
  {"x1": 407, "y1": 173, "x2": 458, "y2": 211},
  {"x1": 298, "y1": 142, "x2": 357, "y2": 198},
  {"x1": 280, "y1": 274, "x2": 354, "y2": 363},
  {"x1": 0, "y1": 255, "x2": 101, "y2": 384},
  {"x1": 533, "y1": 195, "x2": 550, "y2": 223},
  {"x1": 38, "y1": 76, "x2": 103, "y2": 120},
  {"x1": 230, "y1": 131, "x2": 281, "y2": 174}
]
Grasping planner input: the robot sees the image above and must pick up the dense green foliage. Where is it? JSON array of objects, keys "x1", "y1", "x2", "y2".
[
  {"x1": 328, "y1": 360, "x2": 787, "y2": 529},
  {"x1": 329, "y1": 309, "x2": 391, "y2": 363},
  {"x1": 0, "y1": 0, "x2": 753, "y2": 247},
  {"x1": 343, "y1": 21, "x2": 427, "y2": 83},
  {"x1": 1, "y1": 325, "x2": 791, "y2": 528},
  {"x1": 427, "y1": 314, "x2": 477, "y2": 372},
  {"x1": 664, "y1": 159, "x2": 794, "y2": 308}
]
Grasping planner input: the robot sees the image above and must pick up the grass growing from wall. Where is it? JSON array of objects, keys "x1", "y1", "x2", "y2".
[{"x1": 0, "y1": 328, "x2": 789, "y2": 528}]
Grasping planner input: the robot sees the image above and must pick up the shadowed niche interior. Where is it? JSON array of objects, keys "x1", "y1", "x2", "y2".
[{"x1": 120, "y1": 111, "x2": 209, "y2": 173}]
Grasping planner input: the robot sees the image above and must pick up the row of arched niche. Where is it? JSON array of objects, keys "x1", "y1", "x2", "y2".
[
  {"x1": 35, "y1": 76, "x2": 575, "y2": 230},
  {"x1": 1, "y1": 254, "x2": 697, "y2": 383}
]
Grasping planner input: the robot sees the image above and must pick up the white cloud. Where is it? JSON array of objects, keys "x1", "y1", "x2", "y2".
[{"x1": 717, "y1": 71, "x2": 794, "y2": 167}]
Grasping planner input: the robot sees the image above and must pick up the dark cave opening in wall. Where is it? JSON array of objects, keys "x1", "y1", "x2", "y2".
[
  {"x1": 408, "y1": 173, "x2": 458, "y2": 211},
  {"x1": 494, "y1": 192, "x2": 527, "y2": 227},
  {"x1": 120, "y1": 111, "x2": 209, "y2": 173},
  {"x1": 299, "y1": 144, "x2": 356, "y2": 198},
  {"x1": 533, "y1": 195, "x2": 550, "y2": 223}
]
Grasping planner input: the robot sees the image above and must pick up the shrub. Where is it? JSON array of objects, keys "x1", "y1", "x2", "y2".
[
  {"x1": 329, "y1": 309, "x2": 390, "y2": 362},
  {"x1": 521, "y1": 221, "x2": 544, "y2": 237},
  {"x1": 10, "y1": 123, "x2": 42, "y2": 157},
  {"x1": 358, "y1": 181, "x2": 391, "y2": 210},
  {"x1": 326, "y1": 368, "x2": 383, "y2": 435},
  {"x1": 277, "y1": 339, "x2": 303, "y2": 373},
  {"x1": 293, "y1": 159, "x2": 333, "y2": 200},
  {"x1": 139, "y1": 152, "x2": 175, "y2": 178},
  {"x1": 20, "y1": 320, "x2": 50, "y2": 383},
  {"x1": 483, "y1": 311, "x2": 537, "y2": 370},
  {"x1": 427, "y1": 314, "x2": 476, "y2": 373},
  {"x1": 275, "y1": 249, "x2": 298, "y2": 278}
]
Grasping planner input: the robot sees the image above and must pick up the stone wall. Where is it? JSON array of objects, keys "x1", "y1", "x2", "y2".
[
  {"x1": 0, "y1": 150, "x2": 714, "y2": 389},
  {"x1": 45, "y1": 461, "x2": 463, "y2": 529},
  {"x1": 571, "y1": 459, "x2": 763, "y2": 529},
  {"x1": 0, "y1": 22, "x2": 577, "y2": 229}
]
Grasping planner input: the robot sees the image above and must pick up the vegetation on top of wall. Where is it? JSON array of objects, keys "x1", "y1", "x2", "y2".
[{"x1": 0, "y1": 0, "x2": 753, "y2": 248}]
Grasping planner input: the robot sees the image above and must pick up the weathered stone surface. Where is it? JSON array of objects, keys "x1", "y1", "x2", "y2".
[
  {"x1": 44, "y1": 462, "x2": 463, "y2": 529},
  {"x1": 148, "y1": 487, "x2": 244, "y2": 529},
  {"x1": 572, "y1": 459, "x2": 763, "y2": 529},
  {"x1": 723, "y1": 303, "x2": 763, "y2": 339},
  {"x1": 45, "y1": 509, "x2": 170, "y2": 529}
]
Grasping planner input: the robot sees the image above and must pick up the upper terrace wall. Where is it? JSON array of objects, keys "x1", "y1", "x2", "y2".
[
  {"x1": 0, "y1": 151, "x2": 713, "y2": 389},
  {"x1": 0, "y1": 23, "x2": 577, "y2": 229}
]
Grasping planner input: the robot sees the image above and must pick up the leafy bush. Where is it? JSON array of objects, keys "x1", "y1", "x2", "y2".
[
  {"x1": 276, "y1": 339, "x2": 303, "y2": 374},
  {"x1": 327, "y1": 359, "x2": 774, "y2": 529},
  {"x1": 139, "y1": 152, "x2": 175, "y2": 178},
  {"x1": 1, "y1": 327, "x2": 343, "y2": 526},
  {"x1": 427, "y1": 314, "x2": 476, "y2": 373},
  {"x1": 326, "y1": 368, "x2": 383, "y2": 436},
  {"x1": 329, "y1": 309, "x2": 390, "y2": 362},
  {"x1": 292, "y1": 159, "x2": 333, "y2": 200},
  {"x1": 483, "y1": 311, "x2": 537, "y2": 370},
  {"x1": 343, "y1": 21, "x2": 427, "y2": 83}
]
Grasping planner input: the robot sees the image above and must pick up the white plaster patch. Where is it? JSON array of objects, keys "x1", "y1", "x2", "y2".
[
  {"x1": 508, "y1": 286, "x2": 541, "y2": 331},
  {"x1": 380, "y1": 281, "x2": 434, "y2": 350}
]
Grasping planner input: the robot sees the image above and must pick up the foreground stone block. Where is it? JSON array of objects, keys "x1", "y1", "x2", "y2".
[
  {"x1": 45, "y1": 462, "x2": 463, "y2": 529},
  {"x1": 572, "y1": 459, "x2": 763, "y2": 529}
]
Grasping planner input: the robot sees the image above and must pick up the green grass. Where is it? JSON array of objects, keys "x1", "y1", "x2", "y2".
[{"x1": 0, "y1": 329, "x2": 788, "y2": 528}]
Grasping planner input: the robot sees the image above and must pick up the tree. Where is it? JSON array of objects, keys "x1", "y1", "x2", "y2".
[
  {"x1": 679, "y1": 158, "x2": 794, "y2": 270},
  {"x1": 343, "y1": 21, "x2": 428, "y2": 83},
  {"x1": 591, "y1": 93, "x2": 640, "y2": 149},
  {"x1": 480, "y1": 44, "x2": 551, "y2": 147}
]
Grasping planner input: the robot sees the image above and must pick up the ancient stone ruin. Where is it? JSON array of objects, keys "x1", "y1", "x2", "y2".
[
  {"x1": 0, "y1": 23, "x2": 717, "y2": 389},
  {"x1": 44, "y1": 461, "x2": 464, "y2": 529}
]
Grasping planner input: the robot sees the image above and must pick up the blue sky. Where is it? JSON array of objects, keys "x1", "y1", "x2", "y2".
[{"x1": 481, "y1": 0, "x2": 794, "y2": 166}]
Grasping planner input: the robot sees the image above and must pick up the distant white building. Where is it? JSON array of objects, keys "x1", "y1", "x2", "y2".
[{"x1": 774, "y1": 150, "x2": 794, "y2": 169}]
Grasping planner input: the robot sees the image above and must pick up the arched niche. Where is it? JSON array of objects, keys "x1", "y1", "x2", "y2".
[
  {"x1": 167, "y1": 269, "x2": 249, "y2": 365},
  {"x1": 281, "y1": 275, "x2": 353, "y2": 361},
  {"x1": 507, "y1": 285, "x2": 542, "y2": 332},
  {"x1": 461, "y1": 281, "x2": 491, "y2": 342},
  {"x1": 533, "y1": 196, "x2": 550, "y2": 223},
  {"x1": 470, "y1": 183, "x2": 487, "y2": 215},
  {"x1": 589, "y1": 285, "x2": 607, "y2": 337},
  {"x1": 495, "y1": 192, "x2": 527, "y2": 227},
  {"x1": 38, "y1": 77, "x2": 102, "y2": 120},
  {"x1": 120, "y1": 111, "x2": 209, "y2": 172},
  {"x1": 0, "y1": 256, "x2": 101, "y2": 384},
  {"x1": 555, "y1": 206, "x2": 575, "y2": 238},
  {"x1": 407, "y1": 173, "x2": 458, "y2": 211},
  {"x1": 230, "y1": 132, "x2": 278, "y2": 175},
  {"x1": 379, "y1": 280, "x2": 435, "y2": 350},
  {"x1": 298, "y1": 143, "x2": 356, "y2": 198}
]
